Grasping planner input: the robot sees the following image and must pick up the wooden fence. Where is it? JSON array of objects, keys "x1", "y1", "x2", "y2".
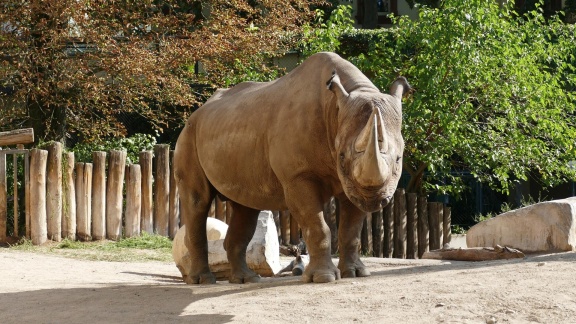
[{"x1": 0, "y1": 129, "x2": 450, "y2": 259}]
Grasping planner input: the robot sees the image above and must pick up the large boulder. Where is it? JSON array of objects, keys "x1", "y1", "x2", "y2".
[
  {"x1": 467, "y1": 197, "x2": 576, "y2": 252},
  {"x1": 173, "y1": 211, "x2": 281, "y2": 281}
]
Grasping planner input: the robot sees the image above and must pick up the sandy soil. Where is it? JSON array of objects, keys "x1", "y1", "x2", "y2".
[{"x1": 1, "y1": 250, "x2": 575, "y2": 324}]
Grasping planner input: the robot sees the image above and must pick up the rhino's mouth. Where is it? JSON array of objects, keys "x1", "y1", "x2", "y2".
[{"x1": 345, "y1": 182, "x2": 390, "y2": 213}]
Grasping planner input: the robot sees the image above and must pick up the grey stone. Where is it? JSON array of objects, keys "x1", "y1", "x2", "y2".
[
  {"x1": 466, "y1": 197, "x2": 576, "y2": 252},
  {"x1": 173, "y1": 211, "x2": 281, "y2": 281}
]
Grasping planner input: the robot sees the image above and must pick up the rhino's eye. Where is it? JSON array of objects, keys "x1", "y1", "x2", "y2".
[{"x1": 396, "y1": 156, "x2": 402, "y2": 163}]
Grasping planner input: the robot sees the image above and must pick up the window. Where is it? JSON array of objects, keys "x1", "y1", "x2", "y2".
[{"x1": 377, "y1": 0, "x2": 391, "y2": 14}]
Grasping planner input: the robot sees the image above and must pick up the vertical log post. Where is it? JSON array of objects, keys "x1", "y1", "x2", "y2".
[
  {"x1": 30, "y1": 149, "x2": 48, "y2": 245},
  {"x1": 62, "y1": 152, "x2": 76, "y2": 240},
  {"x1": 428, "y1": 202, "x2": 444, "y2": 250},
  {"x1": 154, "y1": 144, "x2": 170, "y2": 236},
  {"x1": 13, "y1": 144, "x2": 24, "y2": 237},
  {"x1": 225, "y1": 201, "x2": 233, "y2": 225},
  {"x1": 75, "y1": 163, "x2": 93, "y2": 241},
  {"x1": 383, "y1": 199, "x2": 394, "y2": 258},
  {"x1": 406, "y1": 193, "x2": 418, "y2": 259},
  {"x1": 417, "y1": 196, "x2": 429, "y2": 258},
  {"x1": 290, "y1": 213, "x2": 299, "y2": 245},
  {"x1": 214, "y1": 196, "x2": 226, "y2": 223},
  {"x1": 0, "y1": 150, "x2": 6, "y2": 242},
  {"x1": 361, "y1": 213, "x2": 373, "y2": 256},
  {"x1": 91, "y1": 151, "x2": 106, "y2": 240},
  {"x1": 393, "y1": 188, "x2": 407, "y2": 259},
  {"x1": 46, "y1": 142, "x2": 63, "y2": 241},
  {"x1": 169, "y1": 150, "x2": 180, "y2": 238},
  {"x1": 139, "y1": 151, "x2": 153, "y2": 233},
  {"x1": 443, "y1": 206, "x2": 451, "y2": 246},
  {"x1": 45, "y1": 144, "x2": 61, "y2": 240},
  {"x1": 125, "y1": 164, "x2": 142, "y2": 238},
  {"x1": 323, "y1": 198, "x2": 338, "y2": 255},
  {"x1": 280, "y1": 210, "x2": 290, "y2": 245},
  {"x1": 106, "y1": 150, "x2": 126, "y2": 241},
  {"x1": 25, "y1": 149, "x2": 30, "y2": 239},
  {"x1": 372, "y1": 209, "x2": 383, "y2": 257}
]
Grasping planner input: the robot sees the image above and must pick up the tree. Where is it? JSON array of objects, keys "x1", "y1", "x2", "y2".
[
  {"x1": 303, "y1": 2, "x2": 576, "y2": 196},
  {"x1": 0, "y1": 0, "x2": 314, "y2": 144}
]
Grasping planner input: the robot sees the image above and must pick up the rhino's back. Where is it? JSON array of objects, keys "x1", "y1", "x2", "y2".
[{"x1": 184, "y1": 52, "x2": 371, "y2": 209}]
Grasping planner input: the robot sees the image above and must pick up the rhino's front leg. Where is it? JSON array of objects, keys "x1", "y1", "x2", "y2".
[
  {"x1": 285, "y1": 181, "x2": 340, "y2": 283},
  {"x1": 337, "y1": 196, "x2": 371, "y2": 278}
]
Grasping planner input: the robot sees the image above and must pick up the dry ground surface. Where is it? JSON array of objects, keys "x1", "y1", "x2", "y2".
[{"x1": 1, "y1": 249, "x2": 576, "y2": 324}]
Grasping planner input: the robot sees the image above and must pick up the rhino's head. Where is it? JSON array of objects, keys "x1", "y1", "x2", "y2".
[{"x1": 328, "y1": 72, "x2": 409, "y2": 212}]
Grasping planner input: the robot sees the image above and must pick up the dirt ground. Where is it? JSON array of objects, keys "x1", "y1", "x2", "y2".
[{"x1": 1, "y1": 250, "x2": 575, "y2": 324}]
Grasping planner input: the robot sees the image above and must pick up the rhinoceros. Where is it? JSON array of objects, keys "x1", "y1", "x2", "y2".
[{"x1": 174, "y1": 52, "x2": 410, "y2": 284}]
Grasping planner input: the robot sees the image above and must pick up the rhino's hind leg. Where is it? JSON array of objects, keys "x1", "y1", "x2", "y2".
[
  {"x1": 174, "y1": 139, "x2": 217, "y2": 284},
  {"x1": 337, "y1": 197, "x2": 371, "y2": 278},
  {"x1": 224, "y1": 202, "x2": 261, "y2": 284}
]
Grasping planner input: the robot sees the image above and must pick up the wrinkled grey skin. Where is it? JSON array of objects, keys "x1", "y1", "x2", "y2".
[{"x1": 174, "y1": 52, "x2": 409, "y2": 284}]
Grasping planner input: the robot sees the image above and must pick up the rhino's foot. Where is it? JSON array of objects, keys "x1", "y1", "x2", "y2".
[
  {"x1": 302, "y1": 264, "x2": 341, "y2": 283},
  {"x1": 229, "y1": 268, "x2": 261, "y2": 284},
  {"x1": 340, "y1": 267, "x2": 371, "y2": 278},
  {"x1": 338, "y1": 259, "x2": 371, "y2": 278},
  {"x1": 183, "y1": 272, "x2": 217, "y2": 285}
]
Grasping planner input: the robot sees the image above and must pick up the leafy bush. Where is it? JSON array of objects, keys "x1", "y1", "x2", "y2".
[
  {"x1": 301, "y1": 1, "x2": 576, "y2": 197},
  {"x1": 71, "y1": 133, "x2": 157, "y2": 164}
]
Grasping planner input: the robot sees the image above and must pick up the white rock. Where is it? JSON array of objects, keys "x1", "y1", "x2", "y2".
[
  {"x1": 173, "y1": 211, "x2": 281, "y2": 281},
  {"x1": 466, "y1": 197, "x2": 576, "y2": 252}
]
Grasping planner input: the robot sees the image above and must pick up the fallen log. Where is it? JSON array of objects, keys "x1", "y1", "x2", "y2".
[{"x1": 422, "y1": 245, "x2": 525, "y2": 261}]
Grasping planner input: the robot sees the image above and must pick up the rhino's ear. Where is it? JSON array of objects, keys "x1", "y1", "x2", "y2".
[{"x1": 326, "y1": 70, "x2": 349, "y2": 101}]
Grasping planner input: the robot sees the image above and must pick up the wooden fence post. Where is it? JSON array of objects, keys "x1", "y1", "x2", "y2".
[
  {"x1": 62, "y1": 152, "x2": 76, "y2": 240},
  {"x1": 0, "y1": 148, "x2": 8, "y2": 242},
  {"x1": 139, "y1": 151, "x2": 153, "y2": 233},
  {"x1": 91, "y1": 151, "x2": 107, "y2": 240},
  {"x1": 0, "y1": 150, "x2": 6, "y2": 242},
  {"x1": 30, "y1": 149, "x2": 48, "y2": 245},
  {"x1": 214, "y1": 196, "x2": 225, "y2": 223},
  {"x1": 372, "y1": 209, "x2": 383, "y2": 257},
  {"x1": 125, "y1": 164, "x2": 142, "y2": 238},
  {"x1": 406, "y1": 193, "x2": 418, "y2": 259},
  {"x1": 323, "y1": 197, "x2": 338, "y2": 255},
  {"x1": 154, "y1": 144, "x2": 170, "y2": 236},
  {"x1": 13, "y1": 144, "x2": 24, "y2": 237},
  {"x1": 169, "y1": 150, "x2": 180, "y2": 238},
  {"x1": 361, "y1": 212, "x2": 373, "y2": 256},
  {"x1": 76, "y1": 163, "x2": 93, "y2": 241},
  {"x1": 443, "y1": 206, "x2": 452, "y2": 246},
  {"x1": 428, "y1": 202, "x2": 444, "y2": 250},
  {"x1": 46, "y1": 142, "x2": 63, "y2": 242},
  {"x1": 393, "y1": 188, "x2": 407, "y2": 259},
  {"x1": 280, "y1": 210, "x2": 290, "y2": 245},
  {"x1": 383, "y1": 199, "x2": 394, "y2": 258},
  {"x1": 25, "y1": 149, "x2": 30, "y2": 239},
  {"x1": 225, "y1": 201, "x2": 233, "y2": 225},
  {"x1": 290, "y1": 213, "x2": 299, "y2": 245},
  {"x1": 417, "y1": 196, "x2": 429, "y2": 258},
  {"x1": 106, "y1": 150, "x2": 126, "y2": 240}
]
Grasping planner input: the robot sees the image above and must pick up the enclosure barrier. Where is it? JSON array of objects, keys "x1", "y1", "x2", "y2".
[{"x1": 0, "y1": 130, "x2": 451, "y2": 259}]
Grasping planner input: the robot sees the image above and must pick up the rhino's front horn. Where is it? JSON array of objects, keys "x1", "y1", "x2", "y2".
[{"x1": 353, "y1": 110, "x2": 388, "y2": 187}]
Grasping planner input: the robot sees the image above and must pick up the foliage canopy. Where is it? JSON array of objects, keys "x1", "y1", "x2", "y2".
[
  {"x1": 0, "y1": 0, "x2": 315, "y2": 144},
  {"x1": 304, "y1": 1, "x2": 576, "y2": 195}
]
